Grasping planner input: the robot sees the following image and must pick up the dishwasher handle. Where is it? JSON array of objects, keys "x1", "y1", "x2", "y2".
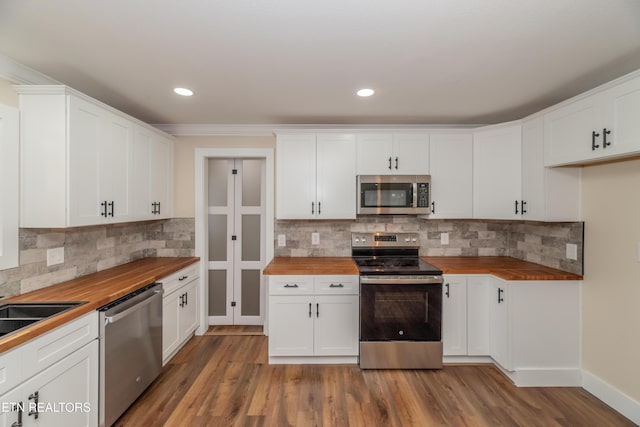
[{"x1": 104, "y1": 289, "x2": 163, "y2": 325}]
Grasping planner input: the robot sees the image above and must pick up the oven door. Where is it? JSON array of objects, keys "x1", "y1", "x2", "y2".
[{"x1": 360, "y1": 283, "x2": 442, "y2": 341}]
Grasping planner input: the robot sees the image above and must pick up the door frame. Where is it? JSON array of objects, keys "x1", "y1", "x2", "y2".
[{"x1": 194, "y1": 148, "x2": 275, "y2": 335}]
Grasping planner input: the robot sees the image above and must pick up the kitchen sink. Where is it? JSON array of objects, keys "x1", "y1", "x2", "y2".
[{"x1": 0, "y1": 302, "x2": 84, "y2": 338}]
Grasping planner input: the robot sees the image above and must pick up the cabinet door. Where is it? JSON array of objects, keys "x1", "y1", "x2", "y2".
[
  {"x1": 393, "y1": 134, "x2": 429, "y2": 174},
  {"x1": 442, "y1": 276, "x2": 467, "y2": 356},
  {"x1": 356, "y1": 134, "x2": 394, "y2": 174},
  {"x1": 162, "y1": 291, "x2": 181, "y2": 363},
  {"x1": 491, "y1": 280, "x2": 510, "y2": 370},
  {"x1": 68, "y1": 95, "x2": 103, "y2": 226},
  {"x1": 179, "y1": 280, "x2": 200, "y2": 338},
  {"x1": 0, "y1": 385, "x2": 23, "y2": 427},
  {"x1": 544, "y1": 94, "x2": 604, "y2": 166},
  {"x1": 467, "y1": 276, "x2": 492, "y2": 356},
  {"x1": 473, "y1": 124, "x2": 522, "y2": 219},
  {"x1": 268, "y1": 296, "x2": 314, "y2": 356},
  {"x1": 21, "y1": 340, "x2": 99, "y2": 427},
  {"x1": 316, "y1": 134, "x2": 356, "y2": 219},
  {"x1": 131, "y1": 126, "x2": 152, "y2": 220},
  {"x1": 149, "y1": 135, "x2": 173, "y2": 219},
  {"x1": 314, "y1": 295, "x2": 359, "y2": 356},
  {"x1": 276, "y1": 135, "x2": 317, "y2": 219},
  {"x1": 100, "y1": 111, "x2": 133, "y2": 223},
  {"x1": 521, "y1": 117, "x2": 546, "y2": 221},
  {"x1": 0, "y1": 103, "x2": 18, "y2": 270},
  {"x1": 603, "y1": 74, "x2": 640, "y2": 157},
  {"x1": 429, "y1": 134, "x2": 473, "y2": 218}
]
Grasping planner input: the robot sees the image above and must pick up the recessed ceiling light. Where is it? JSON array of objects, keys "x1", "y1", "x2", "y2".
[
  {"x1": 174, "y1": 87, "x2": 194, "y2": 96},
  {"x1": 357, "y1": 88, "x2": 375, "y2": 97}
]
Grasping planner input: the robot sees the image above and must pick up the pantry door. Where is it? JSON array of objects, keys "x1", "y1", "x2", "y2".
[{"x1": 207, "y1": 158, "x2": 265, "y2": 325}]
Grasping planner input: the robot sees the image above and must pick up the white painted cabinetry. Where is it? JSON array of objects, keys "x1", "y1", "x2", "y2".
[
  {"x1": 276, "y1": 133, "x2": 356, "y2": 219},
  {"x1": 443, "y1": 276, "x2": 581, "y2": 386},
  {"x1": 0, "y1": 312, "x2": 99, "y2": 427},
  {"x1": 268, "y1": 275, "x2": 359, "y2": 363},
  {"x1": 442, "y1": 275, "x2": 467, "y2": 356},
  {"x1": 16, "y1": 85, "x2": 173, "y2": 228},
  {"x1": 544, "y1": 71, "x2": 640, "y2": 166},
  {"x1": 473, "y1": 123, "x2": 522, "y2": 219},
  {"x1": 356, "y1": 133, "x2": 429, "y2": 175},
  {"x1": 132, "y1": 125, "x2": 173, "y2": 220},
  {"x1": 161, "y1": 263, "x2": 200, "y2": 365},
  {"x1": 0, "y1": 103, "x2": 18, "y2": 270},
  {"x1": 428, "y1": 133, "x2": 473, "y2": 218},
  {"x1": 521, "y1": 116, "x2": 580, "y2": 221}
]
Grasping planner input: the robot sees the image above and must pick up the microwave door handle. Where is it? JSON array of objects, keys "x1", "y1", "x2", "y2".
[{"x1": 412, "y1": 182, "x2": 418, "y2": 209}]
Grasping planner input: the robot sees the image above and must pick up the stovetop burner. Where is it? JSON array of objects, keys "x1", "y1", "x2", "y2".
[{"x1": 351, "y1": 232, "x2": 442, "y2": 276}]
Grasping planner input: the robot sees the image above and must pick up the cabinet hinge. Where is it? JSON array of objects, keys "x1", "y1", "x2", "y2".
[
  {"x1": 231, "y1": 301, "x2": 237, "y2": 307},
  {"x1": 232, "y1": 169, "x2": 238, "y2": 175}
]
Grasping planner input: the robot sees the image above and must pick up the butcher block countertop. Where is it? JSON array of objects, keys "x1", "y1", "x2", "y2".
[
  {"x1": 0, "y1": 257, "x2": 199, "y2": 354},
  {"x1": 424, "y1": 256, "x2": 583, "y2": 281},
  {"x1": 263, "y1": 257, "x2": 359, "y2": 275}
]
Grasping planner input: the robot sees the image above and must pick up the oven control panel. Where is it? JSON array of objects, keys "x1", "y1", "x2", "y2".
[{"x1": 351, "y1": 232, "x2": 419, "y2": 247}]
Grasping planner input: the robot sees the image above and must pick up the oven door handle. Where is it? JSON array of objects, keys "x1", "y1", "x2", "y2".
[
  {"x1": 104, "y1": 290, "x2": 163, "y2": 324},
  {"x1": 360, "y1": 276, "x2": 443, "y2": 285}
]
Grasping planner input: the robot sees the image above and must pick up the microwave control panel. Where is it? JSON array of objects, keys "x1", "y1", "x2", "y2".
[{"x1": 417, "y1": 183, "x2": 429, "y2": 207}]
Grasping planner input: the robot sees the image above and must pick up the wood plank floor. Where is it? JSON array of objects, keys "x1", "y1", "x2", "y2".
[{"x1": 115, "y1": 335, "x2": 634, "y2": 427}]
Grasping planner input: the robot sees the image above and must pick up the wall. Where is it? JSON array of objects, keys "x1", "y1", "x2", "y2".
[
  {"x1": 582, "y1": 157, "x2": 640, "y2": 403},
  {"x1": 275, "y1": 217, "x2": 583, "y2": 274},
  {"x1": 0, "y1": 218, "x2": 195, "y2": 298},
  {"x1": 173, "y1": 135, "x2": 275, "y2": 217}
]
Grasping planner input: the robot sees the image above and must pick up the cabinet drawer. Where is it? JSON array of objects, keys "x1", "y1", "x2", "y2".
[
  {"x1": 0, "y1": 346, "x2": 22, "y2": 396},
  {"x1": 269, "y1": 276, "x2": 314, "y2": 295},
  {"x1": 314, "y1": 276, "x2": 359, "y2": 295},
  {"x1": 161, "y1": 263, "x2": 199, "y2": 296},
  {"x1": 21, "y1": 311, "x2": 98, "y2": 381}
]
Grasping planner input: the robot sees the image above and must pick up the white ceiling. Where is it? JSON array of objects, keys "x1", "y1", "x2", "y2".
[{"x1": 1, "y1": 0, "x2": 640, "y2": 126}]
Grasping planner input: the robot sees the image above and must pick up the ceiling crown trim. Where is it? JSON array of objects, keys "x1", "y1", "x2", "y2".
[{"x1": 0, "y1": 54, "x2": 60, "y2": 85}]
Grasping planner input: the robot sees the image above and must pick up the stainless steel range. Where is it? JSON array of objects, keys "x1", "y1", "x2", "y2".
[{"x1": 352, "y1": 232, "x2": 443, "y2": 369}]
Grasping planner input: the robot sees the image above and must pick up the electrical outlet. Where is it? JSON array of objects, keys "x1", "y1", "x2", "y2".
[
  {"x1": 277, "y1": 234, "x2": 286, "y2": 247},
  {"x1": 46, "y1": 247, "x2": 64, "y2": 266},
  {"x1": 311, "y1": 232, "x2": 320, "y2": 245},
  {"x1": 441, "y1": 232, "x2": 449, "y2": 245},
  {"x1": 566, "y1": 243, "x2": 578, "y2": 261}
]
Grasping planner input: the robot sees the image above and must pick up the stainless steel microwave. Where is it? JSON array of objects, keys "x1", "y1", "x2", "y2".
[{"x1": 357, "y1": 175, "x2": 431, "y2": 215}]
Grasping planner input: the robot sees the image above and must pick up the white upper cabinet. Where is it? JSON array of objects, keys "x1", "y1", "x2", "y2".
[
  {"x1": 544, "y1": 71, "x2": 640, "y2": 166},
  {"x1": 17, "y1": 85, "x2": 173, "y2": 228},
  {"x1": 132, "y1": 125, "x2": 173, "y2": 220},
  {"x1": 473, "y1": 123, "x2": 522, "y2": 219},
  {"x1": 521, "y1": 116, "x2": 580, "y2": 221},
  {"x1": 0, "y1": 103, "x2": 19, "y2": 270},
  {"x1": 277, "y1": 133, "x2": 356, "y2": 220},
  {"x1": 428, "y1": 133, "x2": 473, "y2": 218},
  {"x1": 356, "y1": 133, "x2": 429, "y2": 175}
]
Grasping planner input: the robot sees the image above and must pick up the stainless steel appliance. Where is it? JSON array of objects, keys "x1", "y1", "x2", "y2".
[
  {"x1": 353, "y1": 232, "x2": 443, "y2": 369},
  {"x1": 99, "y1": 283, "x2": 163, "y2": 427},
  {"x1": 357, "y1": 175, "x2": 431, "y2": 215}
]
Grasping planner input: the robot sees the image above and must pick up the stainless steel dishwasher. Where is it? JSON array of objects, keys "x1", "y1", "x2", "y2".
[{"x1": 98, "y1": 282, "x2": 163, "y2": 427}]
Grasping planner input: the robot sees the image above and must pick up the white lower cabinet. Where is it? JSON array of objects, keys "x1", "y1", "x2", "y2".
[
  {"x1": 161, "y1": 263, "x2": 200, "y2": 365},
  {"x1": 267, "y1": 275, "x2": 359, "y2": 363},
  {"x1": 442, "y1": 275, "x2": 467, "y2": 356},
  {"x1": 443, "y1": 275, "x2": 581, "y2": 386},
  {"x1": 0, "y1": 312, "x2": 99, "y2": 427}
]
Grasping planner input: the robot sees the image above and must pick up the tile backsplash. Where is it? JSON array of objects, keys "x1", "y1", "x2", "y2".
[
  {"x1": 274, "y1": 216, "x2": 584, "y2": 275},
  {"x1": 0, "y1": 218, "x2": 195, "y2": 298}
]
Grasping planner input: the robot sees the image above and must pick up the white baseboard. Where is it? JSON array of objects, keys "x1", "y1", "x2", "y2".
[
  {"x1": 510, "y1": 368, "x2": 582, "y2": 387},
  {"x1": 582, "y1": 370, "x2": 640, "y2": 425},
  {"x1": 268, "y1": 356, "x2": 358, "y2": 365}
]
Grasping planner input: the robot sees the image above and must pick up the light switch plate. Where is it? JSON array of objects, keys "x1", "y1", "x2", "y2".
[
  {"x1": 311, "y1": 232, "x2": 320, "y2": 245},
  {"x1": 441, "y1": 232, "x2": 449, "y2": 245},
  {"x1": 566, "y1": 243, "x2": 578, "y2": 261},
  {"x1": 277, "y1": 234, "x2": 286, "y2": 247},
  {"x1": 46, "y1": 247, "x2": 64, "y2": 266}
]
